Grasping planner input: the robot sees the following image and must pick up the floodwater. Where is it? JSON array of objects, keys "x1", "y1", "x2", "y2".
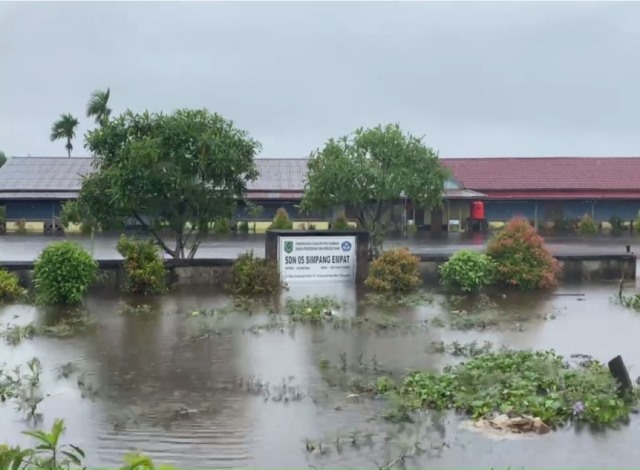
[
  {"x1": 2, "y1": 282, "x2": 640, "y2": 468},
  {"x1": 0, "y1": 233, "x2": 637, "y2": 261}
]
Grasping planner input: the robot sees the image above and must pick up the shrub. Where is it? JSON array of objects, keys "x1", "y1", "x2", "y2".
[
  {"x1": 365, "y1": 248, "x2": 421, "y2": 293},
  {"x1": 333, "y1": 211, "x2": 350, "y2": 230},
  {"x1": 0, "y1": 206, "x2": 5, "y2": 223},
  {"x1": 116, "y1": 236, "x2": 166, "y2": 294},
  {"x1": 238, "y1": 220, "x2": 250, "y2": 233},
  {"x1": 269, "y1": 208, "x2": 293, "y2": 230},
  {"x1": 0, "y1": 269, "x2": 26, "y2": 301},
  {"x1": 439, "y1": 250, "x2": 495, "y2": 292},
  {"x1": 486, "y1": 217, "x2": 560, "y2": 290},
  {"x1": 15, "y1": 219, "x2": 27, "y2": 234},
  {"x1": 578, "y1": 213, "x2": 598, "y2": 236},
  {"x1": 33, "y1": 242, "x2": 98, "y2": 304},
  {"x1": 609, "y1": 215, "x2": 625, "y2": 235},
  {"x1": 213, "y1": 218, "x2": 231, "y2": 234},
  {"x1": 229, "y1": 250, "x2": 282, "y2": 296}
]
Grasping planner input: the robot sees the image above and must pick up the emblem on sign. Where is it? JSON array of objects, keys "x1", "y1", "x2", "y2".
[
  {"x1": 341, "y1": 241, "x2": 352, "y2": 252},
  {"x1": 284, "y1": 241, "x2": 294, "y2": 254}
]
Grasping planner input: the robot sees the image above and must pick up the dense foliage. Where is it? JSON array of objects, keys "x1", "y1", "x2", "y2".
[
  {"x1": 77, "y1": 109, "x2": 260, "y2": 258},
  {"x1": 229, "y1": 250, "x2": 282, "y2": 296},
  {"x1": 0, "y1": 269, "x2": 26, "y2": 301},
  {"x1": 0, "y1": 151, "x2": 6, "y2": 169},
  {"x1": 395, "y1": 349, "x2": 631, "y2": 427},
  {"x1": 116, "y1": 236, "x2": 167, "y2": 294},
  {"x1": 486, "y1": 218, "x2": 560, "y2": 289},
  {"x1": 578, "y1": 214, "x2": 598, "y2": 236},
  {"x1": 365, "y1": 248, "x2": 421, "y2": 293},
  {"x1": 269, "y1": 207, "x2": 293, "y2": 230},
  {"x1": 301, "y1": 124, "x2": 448, "y2": 255},
  {"x1": 439, "y1": 250, "x2": 495, "y2": 292},
  {"x1": 33, "y1": 242, "x2": 98, "y2": 305}
]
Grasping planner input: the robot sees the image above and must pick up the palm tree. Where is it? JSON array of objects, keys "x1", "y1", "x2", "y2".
[
  {"x1": 86, "y1": 88, "x2": 111, "y2": 127},
  {"x1": 50, "y1": 114, "x2": 79, "y2": 157}
]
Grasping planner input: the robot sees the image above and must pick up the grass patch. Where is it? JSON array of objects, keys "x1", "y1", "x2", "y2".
[{"x1": 392, "y1": 349, "x2": 633, "y2": 427}]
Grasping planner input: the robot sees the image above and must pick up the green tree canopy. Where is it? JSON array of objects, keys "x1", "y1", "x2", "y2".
[
  {"x1": 78, "y1": 108, "x2": 260, "y2": 258},
  {"x1": 0, "y1": 151, "x2": 6, "y2": 168},
  {"x1": 50, "y1": 113, "x2": 80, "y2": 157},
  {"x1": 86, "y1": 88, "x2": 112, "y2": 127},
  {"x1": 301, "y1": 123, "x2": 448, "y2": 255}
]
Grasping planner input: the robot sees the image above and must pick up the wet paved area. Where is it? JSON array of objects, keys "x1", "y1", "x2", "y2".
[
  {"x1": 1, "y1": 283, "x2": 640, "y2": 467},
  {"x1": 0, "y1": 233, "x2": 637, "y2": 261}
]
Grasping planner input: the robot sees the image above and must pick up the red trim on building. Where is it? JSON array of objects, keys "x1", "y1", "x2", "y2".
[{"x1": 481, "y1": 190, "x2": 640, "y2": 200}]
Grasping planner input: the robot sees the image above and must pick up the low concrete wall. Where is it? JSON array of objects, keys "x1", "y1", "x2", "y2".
[
  {"x1": 416, "y1": 253, "x2": 637, "y2": 283},
  {"x1": 1, "y1": 253, "x2": 635, "y2": 291}
]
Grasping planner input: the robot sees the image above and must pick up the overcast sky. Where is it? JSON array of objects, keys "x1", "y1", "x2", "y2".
[{"x1": 1, "y1": 1, "x2": 640, "y2": 159}]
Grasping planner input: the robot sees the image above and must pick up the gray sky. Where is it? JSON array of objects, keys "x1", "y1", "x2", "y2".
[{"x1": 1, "y1": 1, "x2": 640, "y2": 159}]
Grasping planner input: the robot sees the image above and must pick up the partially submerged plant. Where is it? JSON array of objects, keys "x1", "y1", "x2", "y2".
[
  {"x1": 33, "y1": 241, "x2": 98, "y2": 305},
  {"x1": 117, "y1": 235, "x2": 167, "y2": 294},
  {"x1": 365, "y1": 248, "x2": 421, "y2": 293},
  {"x1": 439, "y1": 250, "x2": 495, "y2": 292},
  {"x1": 0, "y1": 269, "x2": 27, "y2": 301},
  {"x1": 229, "y1": 250, "x2": 282, "y2": 296},
  {"x1": 486, "y1": 218, "x2": 560, "y2": 290},
  {"x1": 394, "y1": 349, "x2": 633, "y2": 427}
]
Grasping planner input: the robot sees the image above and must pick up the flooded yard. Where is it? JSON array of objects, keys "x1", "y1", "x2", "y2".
[{"x1": 1, "y1": 281, "x2": 640, "y2": 468}]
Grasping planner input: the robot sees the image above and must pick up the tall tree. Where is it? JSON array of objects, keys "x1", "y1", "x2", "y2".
[
  {"x1": 50, "y1": 114, "x2": 79, "y2": 157},
  {"x1": 0, "y1": 151, "x2": 6, "y2": 168},
  {"x1": 86, "y1": 88, "x2": 111, "y2": 127},
  {"x1": 77, "y1": 108, "x2": 260, "y2": 258},
  {"x1": 301, "y1": 123, "x2": 448, "y2": 256}
]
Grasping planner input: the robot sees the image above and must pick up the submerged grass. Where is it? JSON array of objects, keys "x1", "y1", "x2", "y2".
[
  {"x1": 392, "y1": 349, "x2": 633, "y2": 427},
  {"x1": 1, "y1": 314, "x2": 94, "y2": 345}
]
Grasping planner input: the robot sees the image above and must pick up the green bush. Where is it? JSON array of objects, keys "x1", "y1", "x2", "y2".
[
  {"x1": 213, "y1": 218, "x2": 231, "y2": 234},
  {"x1": 269, "y1": 208, "x2": 293, "y2": 230},
  {"x1": 486, "y1": 217, "x2": 560, "y2": 289},
  {"x1": 0, "y1": 269, "x2": 26, "y2": 301},
  {"x1": 609, "y1": 215, "x2": 625, "y2": 235},
  {"x1": 439, "y1": 250, "x2": 495, "y2": 292},
  {"x1": 33, "y1": 242, "x2": 98, "y2": 304},
  {"x1": 229, "y1": 250, "x2": 282, "y2": 295},
  {"x1": 333, "y1": 211, "x2": 350, "y2": 230},
  {"x1": 365, "y1": 248, "x2": 421, "y2": 293},
  {"x1": 116, "y1": 236, "x2": 166, "y2": 294},
  {"x1": 578, "y1": 214, "x2": 598, "y2": 236},
  {"x1": 238, "y1": 220, "x2": 250, "y2": 233}
]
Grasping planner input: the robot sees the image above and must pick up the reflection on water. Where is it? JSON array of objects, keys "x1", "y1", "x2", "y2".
[{"x1": 1, "y1": 283, "x2": 640, "y2": 468}]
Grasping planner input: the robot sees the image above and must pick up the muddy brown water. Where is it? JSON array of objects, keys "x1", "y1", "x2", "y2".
[{"x1": 2, "y1": 282, "x2": 640, "y2": 468}]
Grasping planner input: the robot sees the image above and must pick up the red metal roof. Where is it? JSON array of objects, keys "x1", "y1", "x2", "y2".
[
  {"x1": 481, "y1": 190, "x2": 640, "y2": 200},
  {"x1": 441, "y1": 157, "x2": 640, "y2": 193}
]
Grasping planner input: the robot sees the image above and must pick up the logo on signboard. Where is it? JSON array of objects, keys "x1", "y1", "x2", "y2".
[
  {"x1": 284, "y1": 241, "x2": 294, "y2": 254},
  {"x1": 341, "y1": 241, "x2": 352, "y2": 252}
]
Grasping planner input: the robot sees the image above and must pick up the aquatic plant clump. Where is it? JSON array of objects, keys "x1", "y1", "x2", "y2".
[
  {"x1": 285, "y1": 296, "x2": 342, "y2": 322},
  {"x1": 365, "y1": 248, "x2": 421, "y2": 293},
  {"x1": 486, "y1": 217, "x2": 560, "y2": 289},
  {"x1": 438, "y1": 249, "x2": 495, "y2": 292},
  {"x1": 33, "y1": 241, "x2": 98, "y2": 305},
  {"x1": 395, "y1": 349, "x2": 631, "y2": 427}
]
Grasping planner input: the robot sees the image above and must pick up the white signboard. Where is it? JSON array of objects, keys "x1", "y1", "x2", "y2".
[{"x1": 278, "y1": 236, "x2": 357, "y2": 283}]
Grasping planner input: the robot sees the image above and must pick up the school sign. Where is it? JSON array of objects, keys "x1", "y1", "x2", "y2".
[{"x1": 277, "y1": 235, "x2": 357, "y2": 283}]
